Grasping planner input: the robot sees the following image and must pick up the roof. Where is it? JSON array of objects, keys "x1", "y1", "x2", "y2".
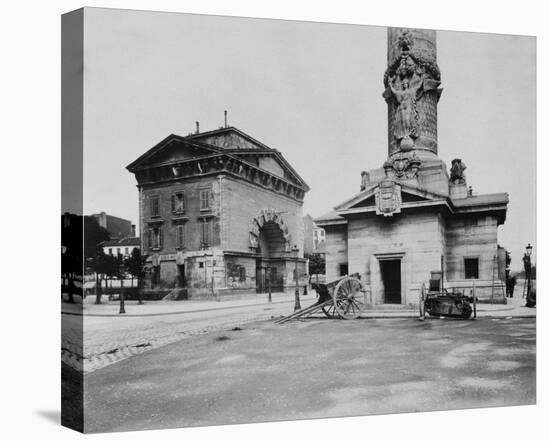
[
  {"x1": 185, "y1": 126, "x2": 272, "y2": 150},
  {"x1": 126, "y1": 134, "x2": 225, "y2": 172},
  {"x1": 314, "y1": 211, "x2": 347, "y2": 225},
  {"x1": 316, "y1": 190, "x2": 509, "y2": 227},
  {"x1": 126, "y1": 126, "x2": 309, "y2": 191},
  {"x1": 451, "y1": 193, "x2": 509, "y2": 208},
  {"x1": 100, "y1": 237, "x2": 141, "y2": 247}
]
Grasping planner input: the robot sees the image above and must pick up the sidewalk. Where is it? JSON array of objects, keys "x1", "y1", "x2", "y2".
[
  {"x1": 360, "y1": 293, "x2": 535, "y2": 319},
  {"x1": 62, "y1": 289, "x2": 536, "y2": 319},
  {"x1": 62, "y1": 290, "x2": 303, "y2": 317}
]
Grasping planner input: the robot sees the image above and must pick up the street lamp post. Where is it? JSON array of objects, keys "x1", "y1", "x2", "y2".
[
  {"x1": 119, "y1": 258, "x2": 126, "y2": 314},
  {"x1": 292, "y1": 246, "x2": 301, "y2": 311},
  {"x1": 524, "y1": 243, "x2": 534, "y2": 307},
  {"x1": 267, "y1": 267, "x2": 272, "y2": 303}
]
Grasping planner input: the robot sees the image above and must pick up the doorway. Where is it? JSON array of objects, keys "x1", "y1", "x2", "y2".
[
  {"x1": 177, "y1": 264, "x2": 186, "y2": 288},
  {"x1": 380, "y1": 259, "x2": 401, "y2": 304},
  {"x1": 256, "y1": 260, "x2": 265, "y2": 293}
]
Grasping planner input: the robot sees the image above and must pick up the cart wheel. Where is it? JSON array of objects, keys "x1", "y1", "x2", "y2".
[
  {"x1": 332, "y1": 276, "x2": 366, "y2": 319},
  {"x1": 321, "y1": 304, "x2": 338, "y2": 318}
]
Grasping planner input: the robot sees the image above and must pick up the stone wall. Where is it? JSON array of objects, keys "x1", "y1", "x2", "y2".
[
  {"x1": 347, "y1": 210, "x2": 445, "y2": 305},
  {"x1": 223, "y1": 255, "x2": 256, "y2": 292},
  {"x1": 324, "y1": 224, "x2": 348, "y2": 281},
  {"x1": 444, "y1": 214, "x2": 505, "y2": 299},
  {"x1": 140, "y1": 177, "x2": 221, "y2": 255},
  {"x1": 221, "y1": 177, "x2": 304, "y2": 256}
]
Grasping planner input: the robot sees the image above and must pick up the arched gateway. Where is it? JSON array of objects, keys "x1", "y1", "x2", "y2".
[{"x1": 249, "y1": 209, "x2": 292, "y2": 293}]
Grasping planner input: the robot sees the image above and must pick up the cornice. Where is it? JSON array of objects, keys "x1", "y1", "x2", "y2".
[{"x1": 136, "y1": 154, "x2": 307, "y2": 202}]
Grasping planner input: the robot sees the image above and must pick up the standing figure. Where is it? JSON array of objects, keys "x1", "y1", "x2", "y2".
[
  {"x1": 389, "y1": 75, "x2": 423, "y2": 150},
  {"x1": 360, "y1": 171, "x2": 370, "y2": 191}
]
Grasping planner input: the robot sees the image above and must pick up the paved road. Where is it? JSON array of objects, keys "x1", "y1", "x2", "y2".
[
  {"x1": 82, "y1": 316, "x2": 536, "y2": 433},
  {"x1": 62, "y1": 290, "x2": 535, "y2": 374},
  {"x1": 62, "y1": 295, "x2": 317, "y2": 373}
]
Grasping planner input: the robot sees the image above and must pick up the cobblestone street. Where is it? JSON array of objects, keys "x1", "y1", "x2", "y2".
[{"x1": 62, "y1": 292, "x2": 317, "y2": 373}]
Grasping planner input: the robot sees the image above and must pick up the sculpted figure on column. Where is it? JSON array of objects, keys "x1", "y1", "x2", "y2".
[
  {"x1": 383, "y1": 28, "x2": 442, "y2": 155},
  {"x1": 388, "y1": 74, "x2": 423, "y2": 151}
]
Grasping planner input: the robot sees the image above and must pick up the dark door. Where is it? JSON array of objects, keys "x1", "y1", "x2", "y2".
[
  {"x1": 380, "y1": 259, "x2": 401, "y2": 304},
  {"x1": 256, "y1": 261, "x2": 265, "y2": 293},
  {"x1": 177, "y1": 264, "x2": 186, "y2": 288},
  {"x1": 339, "y1": 263, "x2": 349, "y2": 276}
]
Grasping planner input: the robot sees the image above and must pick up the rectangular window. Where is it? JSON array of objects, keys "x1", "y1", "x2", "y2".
[
  {"x1": 149, "y1": 227, "x2": 163, "y2": 250},
  {"x1": 108, "y1": 248, "x2": 112, "y2": 255},
  {"x1": 124, "y1": 248, "x2": 129, "y2": 254},
  {"x1": 171, "y1": 192, "x2": 185, "y2": 214},
  {"x1": 176, "y1": 224, "x2": 185, "y2": 248},
  {"x1": 150, "y1": 195, "x2": 161, "y2": 217},
  {"x1": 464, "y1": 258, "x2": 479, "y2": 279},
  {"x1": 201, "y1": 219, "x2": 210, "y2": 246},
  {"x1": 117, "y1": 248, "x2": 121, "y2": 255},
  {"x1": 200, "y1": 189, "x2": 211, "y2": 211},
  {"x1": 339, "y1": 263, "x2": 349, "y2": 277}
]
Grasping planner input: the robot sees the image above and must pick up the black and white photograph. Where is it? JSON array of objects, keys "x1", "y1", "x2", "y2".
[
  {"x1": 58, "y1": 7, "x2": 539, "y2": 434},
  {"x1": 3, "y1": 2, "x2": 546, "y2": 439}
]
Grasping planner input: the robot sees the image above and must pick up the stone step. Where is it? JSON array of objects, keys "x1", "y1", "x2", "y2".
[{"x1": 366, "y1": 304, "x2": 416, "y2": 311}]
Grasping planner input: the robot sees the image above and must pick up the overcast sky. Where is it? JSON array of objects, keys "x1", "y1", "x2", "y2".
[{"x1": 81, "y1": 8, "x2": 536, "y2": 269}]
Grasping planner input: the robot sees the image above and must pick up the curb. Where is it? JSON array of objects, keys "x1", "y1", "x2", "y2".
[
  {"x1": 272, "y1": 314, "x2": 536, "y2": 321},
  {"x1": 357, "y1": 314, "x2": 536, "y2": 320},
  {"x1": 62, "y1": 298, "x2": 301, "y2": 318}
]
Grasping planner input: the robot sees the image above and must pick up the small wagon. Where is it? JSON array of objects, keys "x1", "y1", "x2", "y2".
[
  {"x1": 275, "y1": 273, "x2": 367, "y2": 323},
  {"x1": 419, "y1": 283, "x2": 475, "y2": 320}
]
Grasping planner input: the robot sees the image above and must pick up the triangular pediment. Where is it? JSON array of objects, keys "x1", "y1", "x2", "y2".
[
  {"x1": 334, "y1": 180, "x2": 447, "y2": 212},
  {"x1": 186, "y1": 127, "x2": 270, "y2": 151},
  {"x1": 127, "y1": 128, "x2": 310, "y2": 191},
  {"x1": 127, "y1": 134, "x2": 223, "y2": 171}
]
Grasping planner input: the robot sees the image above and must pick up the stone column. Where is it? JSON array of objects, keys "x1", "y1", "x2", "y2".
[{"x1": 383, "y1": 28, "x2": 442, "y2": 157}]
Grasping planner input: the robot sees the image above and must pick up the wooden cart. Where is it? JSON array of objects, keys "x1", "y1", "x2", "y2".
[
  {"x1": 275, "y1": 274, "x2": 367, "y2": 324},
  {"x1": 419, "y1": 283, "x2": 475, "y2": 320}
]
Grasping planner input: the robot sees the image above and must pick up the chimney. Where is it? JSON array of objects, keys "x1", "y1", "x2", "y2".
[
  {"x1": 131, "y1": 224, "x2": 136, "y2": 237},
  {"x1": 195, "y1": 121, "x2": 200, "y2": 134},
  {"x1": 224, "y1": 110, "x2": 228, "y2": 128}
]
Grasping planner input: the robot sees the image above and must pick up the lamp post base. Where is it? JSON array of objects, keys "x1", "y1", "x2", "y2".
[{"x1": 294, "y1": 287, "x2": 301, "y2": 311}]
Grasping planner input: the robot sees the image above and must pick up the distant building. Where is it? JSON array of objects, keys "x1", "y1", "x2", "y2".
[
  {"x1": 313, "y1": 226, "x2": 326, "y2": 251},
  {"x1": 101, "y1": 237, "x2": 141, "y2": 258},
  {"x1": 91, "y1": 212, "x2": 135, "y2": 239},
  {"x1": 127, "y1": 126, "x2": 309, "y2": 297},
  {"x1": 303, "y1": 214, "x2": 326, "y2": 255}
]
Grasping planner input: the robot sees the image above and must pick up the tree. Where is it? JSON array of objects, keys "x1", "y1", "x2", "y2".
[
  {"x1": 126, "y1": 248, "x2": 148, "y2": 304},
  {"x1": 84, "y1": 216, "x2": 110, "y2": 260},
  {"x1": 61, "y1": 214, "x2": 110, "y2": 303},
  {"x1": 308, "y1": 253, "x2": 326, "y2": 277},
  {"x1": 61, "y1": 213, "x2": 83, "y2": 303},
  {"x1": 88, "y1": 250, "x2": 118, "y2": 304}
]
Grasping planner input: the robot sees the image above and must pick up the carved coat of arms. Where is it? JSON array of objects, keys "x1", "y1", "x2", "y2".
[
  {"x1": 383, "y1": 151, "x2": 421, "y2": 180},
  {"x1": 375, "y1": 180, "x2": 402, "y2": 216}
]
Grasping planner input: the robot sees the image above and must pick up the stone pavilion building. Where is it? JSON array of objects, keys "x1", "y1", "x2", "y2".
[
  {"x1": 127, "y1": 125, "x2": 309, "y2": 298},
  {"x1": 315, "y1": 28, "x2": 509, "y2": 305}
]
